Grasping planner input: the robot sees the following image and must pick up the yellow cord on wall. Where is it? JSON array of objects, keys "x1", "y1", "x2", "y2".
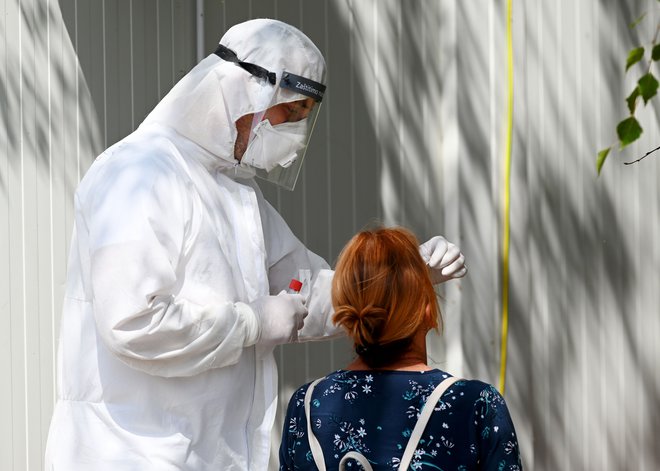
[{"x1": 498, "y1": 0, "x2": 514, "y2": 396}]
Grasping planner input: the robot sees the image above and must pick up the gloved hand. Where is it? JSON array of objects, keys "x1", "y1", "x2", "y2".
[
  {"x1": 248, "y1": 291, "x2": 308, "y2": 347},
  {"x1": 419, "y1": 235, "x2": 467, "y2": 284}
]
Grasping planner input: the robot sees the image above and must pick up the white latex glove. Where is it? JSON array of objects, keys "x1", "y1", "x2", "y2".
[
  {"x1": 248, "y1": 291, "x2": 308, "y2": 347},
  {"x1": 419, "y1": 235, "x2": 467, "y2": 284}
]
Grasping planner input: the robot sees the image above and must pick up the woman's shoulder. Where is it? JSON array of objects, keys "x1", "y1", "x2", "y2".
[
  {"x1": 452, "y1": 377, "x2": 503, "y2": 398},
  {"x1": 290, "y1": 369, "x2": 504, "y2": 405},
  {"x1": 438, "y1": 376, "x2": 509, "y2": 417}
]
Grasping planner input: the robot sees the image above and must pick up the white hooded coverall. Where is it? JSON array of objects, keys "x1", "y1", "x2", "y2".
[{"x1": 45, "y1": 19, "x2": 337, "y2": 470}]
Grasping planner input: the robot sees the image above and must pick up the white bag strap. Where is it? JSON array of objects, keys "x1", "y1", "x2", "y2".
[
  {"x1": 338, "y1": 451, "x2": 373, "y2": 470},
  {"x1": 306, "y1": 377, "x2": 375, "y2": 470},
  {"x1": 305, "y1": 378, "x2": 328, "y2": 471},
  {"x1": 398, "y1": 376, "x2": 460, "y2": 469},
  {"x1": 304, "y1": 375, "x2": 460, "y2": 471}
]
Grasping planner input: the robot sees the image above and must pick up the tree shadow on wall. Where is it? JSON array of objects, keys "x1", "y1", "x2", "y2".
[
  {"x1": 0, "y1": 0, "x2": 105, "y2": 194},
  {"x1": 505, "y1": 0, "x2": 659, "y2": 469}
]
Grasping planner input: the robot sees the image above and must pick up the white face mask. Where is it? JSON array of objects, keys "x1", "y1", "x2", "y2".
[{"x1": 240, "y1": 119, "x2": 308, "y2": 172}]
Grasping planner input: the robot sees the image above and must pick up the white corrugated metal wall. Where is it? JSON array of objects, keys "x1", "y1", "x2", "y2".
[
  {"x1": 510, "y1": 1, "x2": 660, "y2": 468},
  {"x1": 0, "y1": 1, "x2": 196, "y2": 469},
  {"x1": 1, "y1": 0, "x2": 659, "y2": 469}
]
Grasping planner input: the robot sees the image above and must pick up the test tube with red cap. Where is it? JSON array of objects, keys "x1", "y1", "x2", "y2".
[{"x1": 288, "y1": 278, "x2": 303, "y2": 294}]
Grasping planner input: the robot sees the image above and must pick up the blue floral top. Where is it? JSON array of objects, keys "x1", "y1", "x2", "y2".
[{"x1": 279, "y1": 369, "x2": 522, "y2": 470}]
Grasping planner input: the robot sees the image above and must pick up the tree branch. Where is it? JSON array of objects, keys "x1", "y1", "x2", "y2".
[{"x1": 624, "y1": 144, "x2": 660, "y2": 165}]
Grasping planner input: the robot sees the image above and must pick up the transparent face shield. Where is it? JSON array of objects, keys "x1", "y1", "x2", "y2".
[
  {"x1": 250, "y1": 80, "x2": 323, "y2": 190},
  {"x1": 245, "y1": 72, "x2": 324, "y2": 190},
  {"x1": 214, "y1": 45, "x2": 326, "y2": 190}
]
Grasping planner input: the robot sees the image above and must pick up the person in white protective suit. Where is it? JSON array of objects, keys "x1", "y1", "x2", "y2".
[{"x1": 44, "y1": 18, "x2": 467, "y2": 471}]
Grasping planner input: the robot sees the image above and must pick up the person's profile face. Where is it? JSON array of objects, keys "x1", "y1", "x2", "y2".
[
  {"x1": 263, "y1": 98, "x2": 316, "y2": 125},
  {"x1": 233, "y1": 113, "x2": 253, "y2": 160},
  {"x1": 233, "y1": 97, "x2": 316, "y2": 161}
]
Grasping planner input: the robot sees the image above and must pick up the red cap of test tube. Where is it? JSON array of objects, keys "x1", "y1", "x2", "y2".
[{"x1": 288, "y1": 279, "x2": 303, "y2": 293}]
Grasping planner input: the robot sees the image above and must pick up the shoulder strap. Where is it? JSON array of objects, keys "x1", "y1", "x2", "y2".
[
  {"x1": 305, "y1": 378, "x2": 375, "y2": 471},
  {"x1": 339, "y1": 451, "x2": 373, "y2": 470},
  {"x1": 304, "y1": 378, "x2": 327, "y2": 471},
  {"x1": 398, "y1": 376, "x2": 461, "y2": 470},
  {"x1": 305, "y1": 375, "x2": 460, "y2": 471}
]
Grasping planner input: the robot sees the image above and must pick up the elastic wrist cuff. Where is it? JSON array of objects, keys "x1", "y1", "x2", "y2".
[{"x1": 235, "y1": 302, "x2": 261, "y2": 346}]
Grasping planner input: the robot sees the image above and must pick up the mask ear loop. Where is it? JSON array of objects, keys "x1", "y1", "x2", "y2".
[
  {"x1": 248, "y1": 110, "x2": 266, "y2": 143},
  {"x1": 232, "y1": 110, "x2": 266, "y2": 175}
]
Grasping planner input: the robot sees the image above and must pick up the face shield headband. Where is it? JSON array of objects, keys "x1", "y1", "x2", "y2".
[
  {"x1": 213, "y1": 45, "x2": 326, "y2": 101},
  {"x1": 214, "y1": 44, "x2": 326, "y2": 190}
]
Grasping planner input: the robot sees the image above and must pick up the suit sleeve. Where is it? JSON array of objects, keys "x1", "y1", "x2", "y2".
[
  {"x1": 254, "y1": 190, "x2": 344, "y2": 341},
  {"x1": 84, "y1": 156, "x2": 260, "y2": 377}
]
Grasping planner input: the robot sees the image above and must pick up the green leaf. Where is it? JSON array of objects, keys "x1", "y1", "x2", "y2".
[
  {"x1": 629, "y1": 13, "x2": 646, "y2": 29},
  {"x1": 653, "y1": 44, "x2": 660, "y2": 61},
  {"x1": 597, "y1": 147, "x2": 611, "y2": 175},
  {"x1": 626, "y1": 47, "x2": 645, "y2": 71},
  {"x1": 638, "y1": 73, "x2": 659, "y2": 103},
  {"x1": 626, "y1": 87, "x2": 640, "y2": 114},
  {"x1": 617, "y1": 117, "x2": 643, "y2": 148}
]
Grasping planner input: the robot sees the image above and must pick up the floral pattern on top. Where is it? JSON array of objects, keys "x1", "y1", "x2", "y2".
[{"x1": 279, "y1": 369, "x2": 522, "y2": 470}]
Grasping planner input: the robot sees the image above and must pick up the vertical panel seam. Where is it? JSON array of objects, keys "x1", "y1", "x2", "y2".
[
  {"x1": 102, "y1": 0, "x2": 107, "y2": 146},
  {"x1": 299, "y1": 0, "x2": 311, "y2": 384},
  {"x1": 374, "y1": 0, "x2": 380, "y2": 221},
  {"x1": 156, "y1": 1, "x2": 161, "y2": 100},
  {"x1": 47, "y1": 0, "x2": 56, "y2": 408},
  {"x1": 171, "y1": 1, "x2": 175, "y2": 85},
  {"x1": 75, "y1": 0, "x2": 80, "y2": 182},
  {"x1": 3, "y1": 0, "x2": 15, "y2": 441},
  {"x1": 349, "y1": 0, "x2": 356, "y2": 233},
  {"x1": 130, "y1": 0, "x2": 135, "y2": 130},
  {"x1": 397, "y1": 2, "x2": 402, "y2": 225},
  {"x1": 324, "y1": 0, "x2": 334, "y2": 371},
  {"x1": 19, "y1": 0, "x2": 28, "y2": 467}
]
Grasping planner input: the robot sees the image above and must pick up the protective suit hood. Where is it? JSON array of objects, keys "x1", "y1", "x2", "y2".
[{"x1": 140, "y1": 18, "x2": 326, "y2": 175}]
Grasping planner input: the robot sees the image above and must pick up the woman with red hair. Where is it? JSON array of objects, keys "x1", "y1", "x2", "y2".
[{"x1": 279, "y1": 227, "x2": 522, "y2": 470}]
